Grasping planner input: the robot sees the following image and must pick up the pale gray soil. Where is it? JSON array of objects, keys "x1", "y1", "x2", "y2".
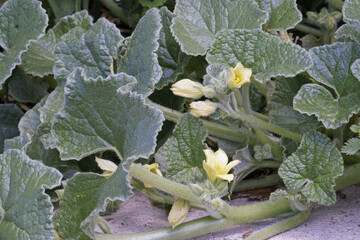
[{"x1": 96, "y1": 186, "x2": 360, "y2": 239}]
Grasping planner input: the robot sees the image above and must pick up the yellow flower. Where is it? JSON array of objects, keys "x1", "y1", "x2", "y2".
[
  {"x1": 168, "y1": 198, "x2": 190, "y2": 228},
  {"x1": 202, "y1": 148, "x2": 240, "y2": 183},
  {"x1": 95, "y1": 157, "x2": 117, "y2": 175},
  {"x1": 190, "y1": 100, "x2": 217, "y2": 117},
  {"x1": 227, "y1": 62, "x2": 252, "y2": 89},
  {"x1": 143, "y1": 163, "x2": 163, "y2": 188},
  {"x1": 170, "y1": 79, "x2": 204, "y2": 99}
]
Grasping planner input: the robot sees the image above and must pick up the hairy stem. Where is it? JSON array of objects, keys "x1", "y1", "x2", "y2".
[
  {"x1": 100, "y1": 0, "x2": 129, "y2": 25},
  {"x1": 233, "y1": 174, "x2": 281, "y2": 192},
  {"x1": 335, "y1": 162, "x2": 360, "y2": 191},
  {"x1": 294, "y1": 23, "x2": 322, "y2": 37},
  {"x1": 146, "y1": 99, "x2": 247, "y2": 143},
  {"x1": 242, "y1": 83, "x2": 252, "y2": 115},
  {"x1": 229, "y1": 112, "x2": 303, "y2": 142},
  {"x1": 245, "y1": 209, "x2": 311, "y2": 240}
]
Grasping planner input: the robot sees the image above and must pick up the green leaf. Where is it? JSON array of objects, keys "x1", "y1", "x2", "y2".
[
  {"x1": 155, "y1": 114, "x2": 207, "y2": 184},
  {"x1": 48, "y1": 0, "x2": 76, "y2": 21},
  {"x1": 206, "y1": 29, "x2": 312, "y2": 83},
  {"x1": 0, "y1": 0, "x2": 48, "y2": 90},
  {"x1": 293, "y1": 42, "x2": 360, "y2": 129},
  {"x1": 52, "y1": 69, "x2": 164, "y2": 163},
  {"x1": 54, "y1": 16, "x2": 123, "y2": 83},
  {"x1": 8, "y1": 67, "x2": 49, "y2": 103},
  {"x1": 21, "y1": 11, "x2": 93, "y2": 77},
  {"x1": 203, "y1": 64, "x2": 228, "y2": 93},
  {"x1": 278, "y1": 130, "x2": 343, "y2": 206},
  {"x1": 3, "y1": 134, "x2": 30, "y2": 152},
  {"x1": 270, "y1": 76, "x2": 319, "y2": 156},
  {"x1": 341, "y1": 138, "x2": 360, "y2": 155},
  {"x1": 171, "y1": 0, "x2": 268, "y2": 56},
  {"x1": 351, "y1": 59, "x2": 360, "y2": 80},
  {"x1": 139, "y1": 0, "x2": 167, "y2": 8},
  {"x1": 0, "y1": 104, "x2": 23, "y2": 152},
  {"x1": 155, "y1": 7, "x2": 191, "y2": 89},
  {"x1": 335, "y1": 22, "x2": 360, "y2": 45},
  {"x1": 254, "y1": 0, "x2": 302, "y2": 31},
  {"x1": 0, "y1": 149, "x2": 62, "y2": 239},
  {"x1": 53, "y1": 165, "x2": 132, "y2": 240},
  {"x1": 117, "y1": 8, "x2": 162, "y2": 96},
  {"x1": 343, "y1": 0, "x2": 360, "y2": 23},
  {"x1": 270, "y1": 76, "x2": 319, "y2": 134}
]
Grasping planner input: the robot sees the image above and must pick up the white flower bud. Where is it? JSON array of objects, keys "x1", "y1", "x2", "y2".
[
  {"x1": 170, "y1": 79, "x2": 204, "y2": 99},
  {"x1": 190, "y1": 100, "x2": 217, "y2": 117}
]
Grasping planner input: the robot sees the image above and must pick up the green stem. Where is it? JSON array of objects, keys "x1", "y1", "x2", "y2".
[
  {"x1": 246, "y1": 209, "x2": 311, "y2": 240},
  {"x1": 100, "y1": 0, "x2": 129, "y2": 25},
  {"x1": 242, "y1": 83, "x2": 252, "y2": 115},
  {"x1": 335, "y1": 162, "x2": 360, "y2": 191},
  {"x1": 0, "y1": 205, "x2": 4, "y2": 223},
  {"x1": 130, "y1": 164, "x2": 201, "y2": 204},
  {"x1": 328, "y1": 0, "x2": 344, "y2": 10},
  {"x1": 343, "y1": 153, "x2": 360, "y2": 164},
  {"x1": 95, "y1": 198, "x2": 292, "y2": 240},
  {"x1": 83, "y1": 0, "x2": 89, "y2": 10},
  {"x1": 233, "y1": 174, "x2": 281, "y2": 192},
  {"x1": 253, "y1": 129, "x2": 284, "y2": 161},
  {"x1": 75, "y1": 0, "x2": 82, "y2": 11},
  {"x1": 253, "y1": 112, "x2": 270, "y2": 122},
  {"x1": 229, "y1": 112, "x2": 303, "y2": 142},
  {"x1": 146, "y1": 99, "x2": 247, "y2": 143},
  {"x1": 141, "y1": 188, "x2": 206, "y2": 210},
  {"x1": 294, "y1": 23, "x2": 322, "y2": 37}
]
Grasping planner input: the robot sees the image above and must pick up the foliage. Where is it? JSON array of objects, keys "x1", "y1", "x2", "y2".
[{"x1": 1, "y1": 0, "x2": 360, "y2": 239}]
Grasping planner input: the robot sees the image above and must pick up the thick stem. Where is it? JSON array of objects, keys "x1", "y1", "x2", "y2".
[
  {"x1": 294, "y1": 23, "x2": 322, "y2": 37},
  {"x1": 83, "y1": 0, "x2": 89, "y2": 10},
  {"x1": 130, "y1": 164, "x2": 201, "y2": 204},
  {"x1": 146, "y1": 99, "x2": 247, "y2": 143},
  {"x1": 100, "y1": 0, "x2": 129, "y2": 25},
  {"x1": 328, "y1": 0, "x2": 344, "y2": 10},
  {"x1": 233, "y1": 174, "x2": 281, "y2": 192},
  {"x1": 246, "y1": 209, "x2": 311, "y2": 240},
  {"x1": 95, "y1": 198, "x2": 292, "y2": 240},
  {"x1": 229, "y1": 112, "x2": 303, "y2": 142},
  {"x1": 242, "y1": 83, "x2": 252, "y2": 115},
  {"x1": 75, "y1": 0, "x2": 82, "y2": 11},
  {"x1": 335, "y1": 162, "x2": 360, "y2": 191}
]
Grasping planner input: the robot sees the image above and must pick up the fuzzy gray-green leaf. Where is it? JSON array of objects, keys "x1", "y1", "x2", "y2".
[
  {"x1": 254, "y1": 0, "x2": 302, "y2": 31},
  {"x1": 335, "y1": 22, "x2": 360, "y2": 45},
  {"x1": 0, "y1": 104, "x2": 23, "y2": 152},
  {"x1": 155, "y1": 114, "x2": 207, "y2": 184},
  {"x1": 21, "y1": 11, "x2": 93, "y2": 77},
  {"x1": 52, "y1": 69, "x2": 163, "y2": 163},
  {"x1": 171, "y1": 0, "x2": 268, "y2": 55},
  {"x1": 0, "y1": 149, "x2": 62, "y2": 239},
  {"x1": 53, "y1": 165, "x2": 132, "y2": 240},
  {"x1": 207, "y1": 29, "x2": 312, "y2": 83},
  {"x1": 117, "y1": 8, "x2": 162, "y2": 96},
  {"x1": 0, "y1": 0, "x2": 48, "y2": 90},
  {"x1": 278, "y1": 130, "x2": 343, "y2": 206},
  {"x1": 343, "y1": 0, "x2": 360, "y2": 23},
  {"x1": 293, "y1": 42, "x2": 360, "y2": 129},
  {"x1": 155, "y1": 7, "x2": 191, "y2": 89}
]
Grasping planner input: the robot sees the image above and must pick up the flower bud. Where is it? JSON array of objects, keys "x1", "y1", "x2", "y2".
[
  {"x1": 95, "y1": 157, "x2": 117, "y2": 175},
  {"x1": 189, "y1": 183, "x2": 205, "y2": 196},
  {"x1": 227, "y1": 62, "x2": 252, "y2": 89},
  {"x1": 200, "y1": 86, "x2": 216, "y2": 98},
  {"x1": 170, "y1": 79, "x2": 204, "y2": 99},
  {"x1": 190, "y1": 100, "x2": 217, "y2": 117},
  {"x1": 143, "y1": 163, "x2": 163, "y2": 188},
  {"x1": 168, "y1": 198, "x2": 190, "y2": 228}
]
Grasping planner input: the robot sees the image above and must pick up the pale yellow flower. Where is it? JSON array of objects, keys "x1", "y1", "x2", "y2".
[
  {"x1": 143, "y1": 163, "x2": 163, "y2": 188},
  {"x1": 202, "y1": 148, "x2": 240, "y2": 183},
  {"x1": 170, "y1": 79, "x2": 204, "y2": 99},
  {"x1": 95, "y1": 157, "x2": 118, "y2": 175},
  {"x1": 168, "y1": 198, "x2": 190, "y2": 228},
  {"x1": 190, "y1": 100, "x2": 217, "y2": 117},
  {"x1": 227, "y1": 62, "x2": 252, "y2": 89}
]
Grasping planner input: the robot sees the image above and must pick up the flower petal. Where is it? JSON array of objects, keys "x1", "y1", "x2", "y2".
[
  {"x1": 203, "y1": 160, "x2": 217, "y2": 183},
  {"x1": 216, "y1": 174, "x2": 234, "y2": 182},
  {"x1": 214, "y1": 148, "x2": 228, "y2": 169},
  {"x1": 95, "y1": 157, "x2": 118, "y2": 173},
  {"x1": 203, "y1": 149, "x2": 216, "y2": 166},
  {"x1": 223, "y1": 160, "x2": 241, "y2": 174}
]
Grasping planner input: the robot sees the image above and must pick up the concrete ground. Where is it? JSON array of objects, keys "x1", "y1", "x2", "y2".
[{"x1": 96, "y1": 186, "x2": 360, "y2": 239}]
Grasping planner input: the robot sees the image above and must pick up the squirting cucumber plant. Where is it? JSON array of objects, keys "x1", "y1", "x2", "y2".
[{"x1": 1, "y1": 0, "x2": 360, "y2": 239}]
